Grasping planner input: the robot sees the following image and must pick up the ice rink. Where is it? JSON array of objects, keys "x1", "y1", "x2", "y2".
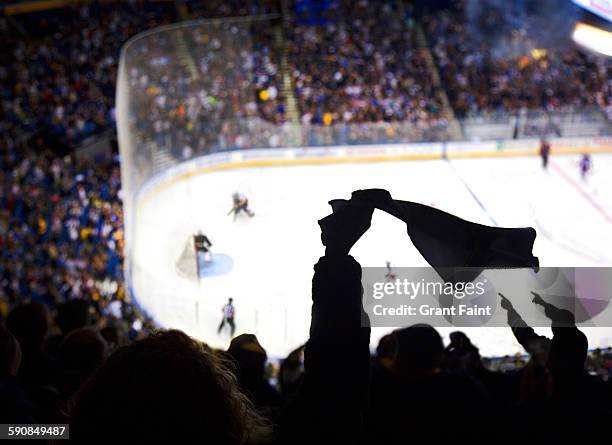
[{"x1": 130, "y1": 153, "x2": 612, "y2": 357}]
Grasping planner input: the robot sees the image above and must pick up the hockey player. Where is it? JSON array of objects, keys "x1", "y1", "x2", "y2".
[
  {"x1": 228, "y1": 192, "x2": 254, "y2": 220},
  {"x1": 579, "y1": 154, "x2": 592, "y2": 180},
  {"x1": 194, "y1": 230, "x2": 213, "y2": 264},
  {"x1": 539, "y1": 138, "x2": 551, "y2": 170},
  {"x1": 384, "y1": 261, "x2": 397, "y2": 281},
  {"x1": 218, "y1": 298, "x2": 236, "y2": 336}
]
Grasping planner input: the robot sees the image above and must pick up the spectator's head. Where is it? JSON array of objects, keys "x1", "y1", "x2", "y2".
[
  {"x1": 394, "y1": 324, "x2": 444, "y2": 377},
  {"x1": 59, "y1": 328, "x2": 108, "y2": 397},
  {"x1": 449, "y1": 331, "x2": 470, "y2": 348},
  {"x1": 100, "y1": 325, "x2": 122, "y2": 350},
  {"x1": 69, "y1": 330, "x2": 271, "y2": 443},
  {"x1": 0, "y1": 325, "x2": 21, "y2": 377},
  {"x1": 227, "y1": 334, "x2": 267, "y2": 383},
  {"x1": 446, "y1": 331, "x2": 481, "y2": 371},
  {"x1": 376, "y1": 334, "x2": 397, "y2": 360},
  {"x1": 6, "y1": 303, "x2": 49, "y2": 352},
  {"x1": 56, "y1": 299, "x2": 91, "y2": 336},
  {"x1": 229, "y1": 298, "x2": 234, "y2": 304},
  {"x1": 279, "y1": 344, "x2": 304, "y2": 394}
]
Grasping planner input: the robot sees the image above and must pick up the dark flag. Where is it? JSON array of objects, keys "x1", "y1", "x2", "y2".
[{"x1": 321, "y1": 189, "x2": 538, "y2": 281}]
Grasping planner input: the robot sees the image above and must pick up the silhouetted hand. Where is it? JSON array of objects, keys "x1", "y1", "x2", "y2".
[
  {"x1": 350, "y1": 189, "x2": 393, "y2": 210},
  {"x1": 318, "y1": 191, "x2": 376, "y2": 256},
  {"x1": 499, "y1": 293, "x2": 514, "y2": 311},
  {"x1": 531, "y1": 291, "x2": 576, "y2": 327}
]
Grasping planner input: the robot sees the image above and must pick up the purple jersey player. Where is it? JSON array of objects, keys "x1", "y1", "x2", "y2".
[{"x1": 580, "y1": 154, "x2": 591, "y2": 180}]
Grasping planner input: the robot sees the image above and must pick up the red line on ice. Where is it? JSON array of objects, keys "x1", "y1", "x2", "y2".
[{"x1": 550, "y1": 159, "x2": 612, "y2": 224}]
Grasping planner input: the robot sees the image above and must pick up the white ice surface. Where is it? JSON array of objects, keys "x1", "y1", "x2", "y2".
[{"x1": 131, "y1": 154, "x2": 612, "y2": 357}]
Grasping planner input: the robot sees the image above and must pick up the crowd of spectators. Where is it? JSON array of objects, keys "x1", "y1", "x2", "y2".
[
  {"x1": 3, "y1": 0, "x2": 609, "y2": 158},
  {"x1": 0, "y1": 2, "x2": 171, "y2": 358},
  {"x1": 124, "y1": 17, "x2": 286, "y2": 160},
  {"x1": 2, "y1": 288, "x2": 611, "y2": 437},
  {"x1": 185, "y1": 0, "x2": 279, "y2": 19},
  {"x1": 422, "y1": 0, "x2": 612, "y2": 118},
  {"x1": 0, "y1": 126, "x2": 152, "y2": 341},
  {"x1": 1, "y1": 1, "x2": 177, "y2": 145},
  {"x1": 287, "y1": 0, "x2": 445, "y2": 131}
]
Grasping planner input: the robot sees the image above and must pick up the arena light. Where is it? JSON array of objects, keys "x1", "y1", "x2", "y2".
[{"x1": 572, "y1": 22, "x2": 612, "y2": 57}]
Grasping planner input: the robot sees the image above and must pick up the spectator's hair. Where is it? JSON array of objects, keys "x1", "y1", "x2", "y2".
[
  {"x1": 100, "y1": 325, "x2": 121, "y2": 349},
  {"x1": 0, "y1": 324, "x2": 21, "y2": 377},
  {"x1": 6, "y1": 303, "x2": 48, "y2": 351},
  {"x1": 228, "y1": 334, "x2": 267, "y2": 382},
  {"x1": 69, "y1": 329, "x2": 272, "y2": 444},
  {"x1": 56, "y1": 299, "x2": 91, "y2": 336},
  {"x1": 394, "y1": 324, "x2": 444, "y2": 376},
  {"x1": 449, "y1": 331, "x2": 469, "y2": 345},
  {"x1": 376, "y1": 333, "x2": 397, "y2": 360},
  {"x1": 59, "y1": 328, "x2": 108, "y2": 396}
]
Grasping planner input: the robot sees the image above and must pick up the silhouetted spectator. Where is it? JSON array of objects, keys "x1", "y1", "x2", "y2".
[
  {"x1": 69, "y1": 330, "x2": 272, "y2": 443},
  {"x1": 56, "y1": 299, "x2": 92, "y2": 337},
  {"x1": 44, "y1": 298, "x2": 95, "y2": 362},
  {"x1": 0, "y1": 324, "x2": 21, "y2": 378},
  {"x1": 500, "y1": 291, "x2": 587, "y2": 400},
  {"x1": 100, "y1": 325, "x2": 123, "y2": 351},
  {"x1": 278, "y1": 345, "x2": 305, "y2": 402},
  {"x1": 280, "y1": 196, "x2": 372, "y2": 443},
  {"x1": 227, "y1": 334, "x2": 282, "y2": 421},
  {"x1": 444, "y1": 330, "x2": 514, "y2": 409},
  {"x1": 498, "y1": 291, "x2": 607, "y2": 439},
  {"x1": 6, "y1": 303, "x2": 57, "y2": 388},
  {"x1": 368, "y1": 324, "x2": 492, "y2": 441},
  {"x1": 58, "y1": 327, "x2": 108, "y2": 399},
  {"x1": 444, "y1": 330, "x2": 480, "y2": 371},
  {"x1": 0, "y1": 324, "x2": 34, "y2": 423}
]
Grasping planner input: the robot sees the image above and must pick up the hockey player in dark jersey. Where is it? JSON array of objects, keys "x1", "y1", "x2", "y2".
[
  {"x1": 539, "y1": 138, "x2": 551, "y2": 170},
  {"x1": 193, "y1": 231, "x2": 212, "y2": 280},
  {"x1": 228, "y1": 192, "x2": 255, "y2": 220},
  {"x1": 194, "y1": 231, "x2": 212, "y2": 264}
]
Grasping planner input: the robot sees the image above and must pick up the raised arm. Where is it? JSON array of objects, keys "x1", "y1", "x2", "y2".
[
  {"x1": 281, "y1": 194, "x2": 374, "y2": 443},
  {"x1": 531, "y1": 292, "x2": 587, "y2": 399},
  {"x1": 499, "y1": 292, "x2": 545, "y2": 353}
]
